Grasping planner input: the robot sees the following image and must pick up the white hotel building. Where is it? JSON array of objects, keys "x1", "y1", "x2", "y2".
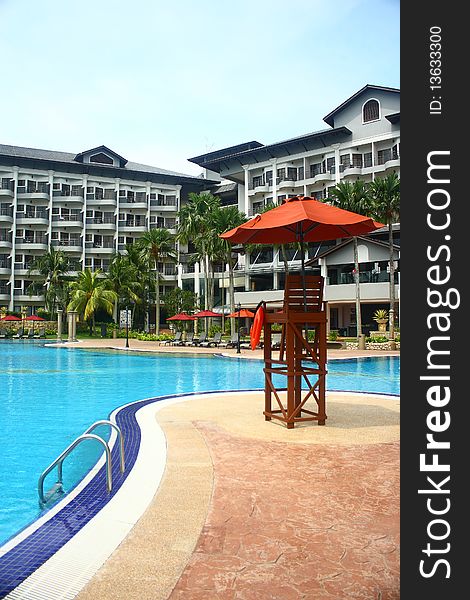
[
  {"x1": 188, "y1": 84, "x2": 400, "y2": 334},
  {"x1": 0, "y1": 144, "x2": 212, "y2": 313},
  {"x1": 1, "y1": 85, "x2": 399, "y2": 333}
]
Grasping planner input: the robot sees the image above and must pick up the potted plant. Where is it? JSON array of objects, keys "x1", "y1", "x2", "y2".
[{"x1": 373, "y1": 309, "x2": 389, "y2": 332}]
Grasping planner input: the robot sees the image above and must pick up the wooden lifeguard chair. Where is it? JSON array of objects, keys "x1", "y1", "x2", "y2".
[{"x1": 262, "y1": 274, "x2": 327, "y2": 428}]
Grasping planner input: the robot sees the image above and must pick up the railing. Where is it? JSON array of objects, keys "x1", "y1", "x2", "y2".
[
  {"x1": 86, "y1": 217, "x2": 116, "y2": 225},
  {"x1": 38, "y1": 419, "x2": 125, "y2": 507},
  {"x1": 52, "y1": 215, "x2": 83, "y2": 222},
  {"x1": 0, "y1": 208, "x2": 13, "y2": 217},
  {"x1": 51, "y1": 239, "x2": 81, "y2": 247},
  {"x1": 17, "y1": 236, "x2": 48, "y2": 244}
]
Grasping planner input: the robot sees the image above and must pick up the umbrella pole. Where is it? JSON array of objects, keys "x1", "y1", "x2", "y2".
[{"x1": 299, "y1": 227, "x2": 310, "y2": 345}]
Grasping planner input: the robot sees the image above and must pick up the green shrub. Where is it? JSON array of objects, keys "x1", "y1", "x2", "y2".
[
  {"x1": 328, "y1": 330, "x2": 339, "y2": 341},
  {"x1": 366, "y1": 335, "x2": 389, "y2": 343}
]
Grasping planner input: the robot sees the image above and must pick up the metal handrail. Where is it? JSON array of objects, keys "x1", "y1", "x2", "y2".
[
  {"x1": 38, "y1": 428, "x2": 115, "y2": 506},
  {"x1": 83, "y1": 420, "x2": 125, "y2": 473}
]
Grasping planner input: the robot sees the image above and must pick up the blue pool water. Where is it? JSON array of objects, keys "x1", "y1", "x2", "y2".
[{"x1": 0, "y1": 341, "x2": 399, "y2": 545}]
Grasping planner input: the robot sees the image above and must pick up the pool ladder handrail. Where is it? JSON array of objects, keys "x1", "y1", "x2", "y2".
[{"x1": 38, "y1": 419, "x2": 125, "y2": 507}]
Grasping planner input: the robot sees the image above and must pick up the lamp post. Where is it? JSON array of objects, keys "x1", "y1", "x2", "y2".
[
  {"x1": 125, "y1": 305, "x2": 129, "y2": 349},
  {"x1": 236, "y1": 302, "x2": 241, "y2": 354}
]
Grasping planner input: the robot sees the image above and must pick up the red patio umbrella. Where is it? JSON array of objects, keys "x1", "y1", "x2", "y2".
[
  {"x1": 220, "y1": 196, "x2": 383, "y2": 245},
  {"x1": 166, "y1": 313, "x2": 196, "y2": 321},
  {"x1": 221, "y1": 195, "x2": 383, "y2": 308},
  {"x1": 227, "y1": 309, "x2": 255, "y2": 318},
  {"x1": 193, "y1": 309, "x2": 220, "y2": 333},
  {"x1": 1, "y1": 315, "x2": 21, "y2": 321}
]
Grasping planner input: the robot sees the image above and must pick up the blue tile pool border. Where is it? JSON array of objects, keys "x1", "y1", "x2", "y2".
[
  {"x1": 0, "y1": 387, "x2": 399, "y2": 597},
  {"x1": 0, "y1": 390, "x2": 240, "y2": 597}
]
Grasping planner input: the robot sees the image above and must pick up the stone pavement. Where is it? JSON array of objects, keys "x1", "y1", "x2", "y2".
[{"x1": 78, "y1": 391, "x2": 399, "y2": 600}]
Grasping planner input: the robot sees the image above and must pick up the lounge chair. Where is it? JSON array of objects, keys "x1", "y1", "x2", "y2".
[
  {"x1": 192, "y1": 331, "x2": 207, "y2": 346},
  {"x1": 164, "y1": 331, "x2": 182, "y2": 346},
  {"x1": 23, "y1": 328, "x2": 34, "y2": 339},
  {"x1": 182, "y1": 332, "x2": 194, "y2": 346},
  {"x1": 199, "y1": 331, "x2": 222, "y2": 348},
  {"x1": 12, "y1": 327, "x2": 24, "y2": 339},
  {"x1": 221, "y1": 333, "x2": 239, "y2": 349},
  {"x1": 271, "y1": 332, "x2": 282, "y2": 350},
  {"x1": 0, "y1": 327, "x2": 9, "y2": 339},
  {"x1": 33, "y1": 327, "x2": 46, "y2": 339}
]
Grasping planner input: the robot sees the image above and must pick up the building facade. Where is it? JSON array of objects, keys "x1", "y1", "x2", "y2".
[
  {"x1": 0, "y1": 144, "x2": 211, "y2": 313},
  {"x1": 1, "y1": 84, "x2": 400, "y2": 332},
  {"x1": 188, "y1": 84, "x2": 400, "y2": 331}
]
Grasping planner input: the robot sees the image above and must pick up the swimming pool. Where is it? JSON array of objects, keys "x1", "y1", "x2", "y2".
[{"x1": 0, "y1": 341, "x2": 399, "y2": 545}]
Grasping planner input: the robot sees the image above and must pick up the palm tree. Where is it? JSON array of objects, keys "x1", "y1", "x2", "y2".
[
  {"x1": 105, "y1": 252, "x2": 141, "y2": 322},
  {"x1": 178, "y1": 192, "x2": 220, "y2": 311},
  {"x1": 370, "y1": 172, "x2": 400, "y2": 344},
  {"x1": 68, "y1": 269, "x2": 117, "y2": 335},
  {"x1": 138, "y1": 229, "x2": 177, "y2": 335},
  {"x1": 212, "y1": 205, "x2": 247, "y2": 334},
  {"x1": 27, "y1": 246, "x2": 74, "y2": 316},
  {"x1": 328, "y1": 180, "x2": 371, "y2": 341}
]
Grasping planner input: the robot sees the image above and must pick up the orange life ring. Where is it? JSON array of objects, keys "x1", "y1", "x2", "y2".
[{"x1": 250, "y1": 305, "x2": 265, "y2": 350}]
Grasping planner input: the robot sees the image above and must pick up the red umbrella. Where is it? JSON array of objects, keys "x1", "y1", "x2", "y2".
[
  {"x1": 193, "y1": 310, "x2": 220, "y2": 318},
  {"x1": 166, "y1": 313, "x2": 196, "y2": 321},
  {"x1": 193, "y1": 309, "x2": 220, "y2": 333},
  {"x1": 1, "y1": 315, "x2": 21, "y2": 321},
  {"x1": 221, "y1": 196, "x2": 383, "y2": 245},
  {"x1": 227, "y1": 309, "x2": 255, "y2": 318},
  {"x1": 221, "y1": 195, "x2": 384, "y2": 309}
]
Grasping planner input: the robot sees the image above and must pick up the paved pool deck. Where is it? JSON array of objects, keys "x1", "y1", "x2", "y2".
[{"x1": 69, "y1": 348, "x2": 399, "y2": 600}]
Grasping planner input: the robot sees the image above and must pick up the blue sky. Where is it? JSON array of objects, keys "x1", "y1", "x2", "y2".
[{"x1": 0, "y1": 0, "x2": 399, "y2": 176}]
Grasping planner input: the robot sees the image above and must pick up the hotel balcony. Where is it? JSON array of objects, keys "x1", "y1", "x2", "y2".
[
  {"x1": 85, "y1": 241, "x2": 115, "y2": 254},
  {"x1": 86, "y1": 196, "x2": 116, "y2": 207},
  {"x1": 0, "y1": 237, "x2": 12, "y2": 249},
  {"x1": 16, "y1": 211, "x2": 49, "y2": 226},
  {"x1": 149, "y1": 200, "x2": 177, "y2": 211},
  {"x1": 18, "y1": 190, "x2": 50, "y2": 202},
  {"x1": 118, "y1": 220, "x2": 147, "y2": 233},
  {"x1": 52, "y1": 215, "x2": 83, "y2": 228},
  {"x1": 51, "y1": 239, "x2": 82, "y2": 252},
  {"x1": 0, "y1": 186, "x2": 14, "y2": 199},
  {"x1": 16, "y1": 235, "x2": 48, "y2": 251},
  {"x1": 119, "y1": 200, "x2": 148, "y2": 210},
  {"x1": 0, "y1": 259, "x2": 11, "y2": 275},
  {"x1": 0, "y1": 286, "x2": 10, "y2": 300},
  {"x1": 0, "y1": 207, "x2": 13, "y2": 224},
  {"x1": 13, "y1": 292, "x2": 45, "y2": 302},
  {"x1": 86, "y1": 217, "x2": 116, "y2": 230},
  {"x1": 53, "y1": 192, "x2": 85, "y2": 205},
  {"x1": 325, "y1": 281, "x2": 399, "y2": 303}
]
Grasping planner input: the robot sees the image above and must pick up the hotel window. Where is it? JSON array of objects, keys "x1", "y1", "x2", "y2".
[
  {"x1": 340, "y1": 154, "x2": 351, "y2": 168},
  {"x1": 392, "y1": 144, "x2": 400, "y2": 160},
  {"x1": 363, "y1": 152, "x2": 373, "y2": 168},
  {"x1": 363, "y1": 99, "x2": 380, "y2": 123},
  {"x1": 297, "y1": 166, "x2": 304, "y2": 180},
  {"x1": 352, "y1": 154, "x2": 363, "y2": 168},
  {"x1": 377, "y1": 148, "x2": 392, "y2": 165},
  {"x1": 71, "y1": 185, "x2": 82, "y2": 196},
  {"x1": 286, "y1": 167, "x2": 297, "y2": 181},
  {"x1": 265, "y1": 170, "x2": 273, "y2": 185},
  {"x1": 252, "y1": 175, "x2": 263, "y2": 188}
]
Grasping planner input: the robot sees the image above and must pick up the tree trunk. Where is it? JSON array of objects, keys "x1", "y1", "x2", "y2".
[
  {"x1": 281, "y1": 245, "x2": 289, "y2": 275},
  {"x1": 388, "y1": 223, "x2": 395, "y2": 341},
  {"x1": 204, "y1": 254, "x2": 210, "y2": 310},
  {"x1": 353, "y1": 237, "x2": 362, "y2": 339},
  {"x1": 113, "y1": 298, "x2": 118, "y2": 323},
  {"x1": 228, "y1": 256, "x2": 235, "y2": 336},
  {"x1": 155, "y1": 259, "x2": 160, "y2": 335}
]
